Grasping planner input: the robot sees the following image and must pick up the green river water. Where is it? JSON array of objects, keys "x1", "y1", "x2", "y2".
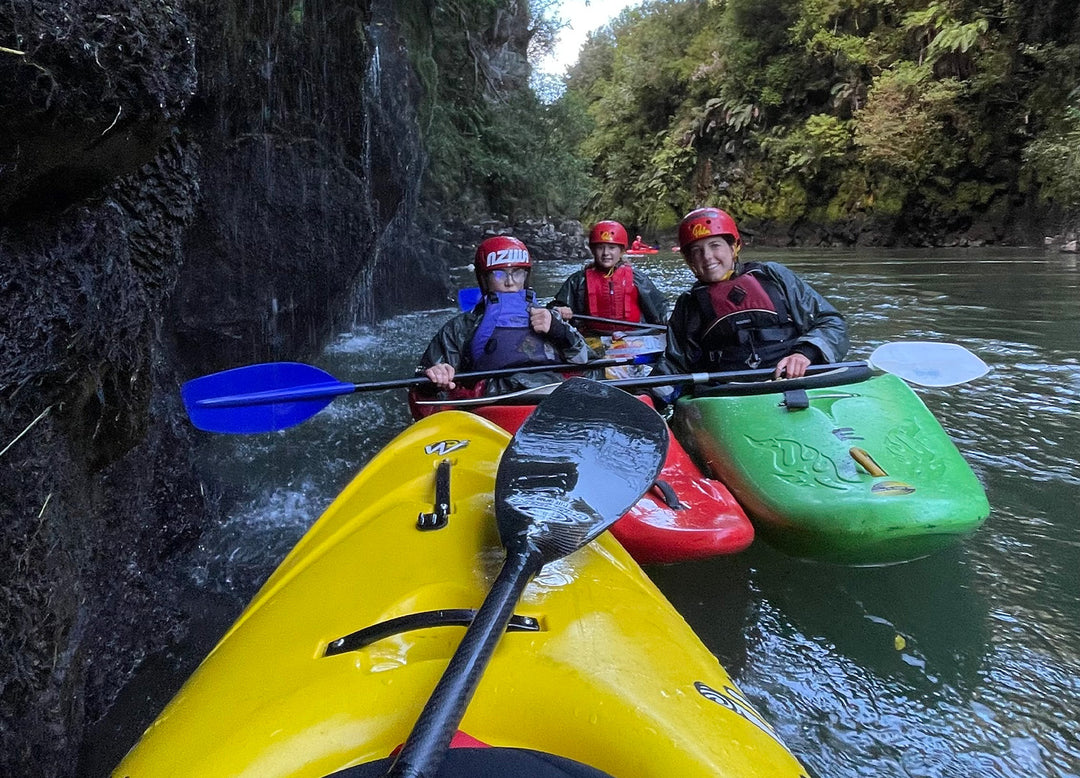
[{"x1": 85, "y1": 246, "x2": 1080, "y2": 777}]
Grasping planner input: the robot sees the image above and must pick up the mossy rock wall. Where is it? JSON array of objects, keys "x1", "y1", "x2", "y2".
[{"x1": 0, "y1": 1, "x2": 440, "y2": 774}]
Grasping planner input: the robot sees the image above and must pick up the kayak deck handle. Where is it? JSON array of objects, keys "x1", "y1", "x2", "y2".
[
  {"x1": 324, "y1": 610, "x2": 541, "y2": 656},
  {"x1": 651, "y1": 479, "x2": 686, "y2": 510},
  {"x1": 782, "y1": 389, "x2": 810, "y2": 410},
  {"x1": 417, "y1": 460, "x2": 453, "y2": 530}
]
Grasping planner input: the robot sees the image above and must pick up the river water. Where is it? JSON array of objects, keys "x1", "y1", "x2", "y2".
[{"x1": 87, "y1": 246, "x2": 1080, "y2": 777}]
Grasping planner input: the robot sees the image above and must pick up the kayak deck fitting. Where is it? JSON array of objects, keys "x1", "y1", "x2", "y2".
[{"x1": 411, "y1": 396, "x2": 754, "y2": 564}]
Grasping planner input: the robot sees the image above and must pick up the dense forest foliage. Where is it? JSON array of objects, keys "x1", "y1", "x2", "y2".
[
  {"x1": 561, "y1": 0, "x2": 1080, "y2": 241},
  {"x1": 398, "y1": 0, "x2": 590, "y2": 221},
  {"x1": 409, "y1": 0, "x2": 1080, "y2": 244}
]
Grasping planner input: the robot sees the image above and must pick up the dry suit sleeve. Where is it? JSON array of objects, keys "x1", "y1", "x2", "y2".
[
  {"x1": 650, "y1": 293, "x2": 697, "y2": 377},
  {"x1": 766, "y1": 263, "x2": 849, "y2": 363},
  {"x1": 545, "y1": 314, "x2": 591, "y2": 364},
  {"x1": 548, "y1": 271, "x2": 586, "y2": 315},
  {"x1": 633, "y1": 271, "x2": 670, "y2": 324},
  {"x1": 417, "y1": 313, "x2": 473, "y2": 373}
]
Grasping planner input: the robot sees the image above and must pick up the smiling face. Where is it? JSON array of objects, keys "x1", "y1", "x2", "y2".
[
  {"x1": 591, "y1": 242, "x2": 623, "y2": 271},
  {"x1": 683, "y1": 236, "x2": 737, "y2": 283}
]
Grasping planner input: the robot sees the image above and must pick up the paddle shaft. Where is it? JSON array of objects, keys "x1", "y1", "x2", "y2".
[
  {"x1": 412, "y1": 361, "x2": 870, "y2": 407},
  {"x1": 387, "y1": 549, "x2": 541, "y2": 778},
  {"x1": 570, "y1": 313, "x2": 666, "y2": 332},
  {"x1": 389, "y1": 379, "x2": 669, "y2": 778},
  {"x1": 196, "y1": 356, "x2": 650, "y2": 409},
  {"x1": 412, "y1": 352, "x2": 986, "y2": 407},
  {"x1": 600, "y1": 360, "x2": 872, "y2": 390}
]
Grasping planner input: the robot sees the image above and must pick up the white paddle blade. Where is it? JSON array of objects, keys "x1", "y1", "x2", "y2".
[{"x1": 869, "y1": 341, "x2": 989, "y2": 387}]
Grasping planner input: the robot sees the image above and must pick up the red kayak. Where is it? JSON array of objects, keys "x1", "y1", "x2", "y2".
[{"x1": 410, "y1": 395, "x2": 753, "y2": 564}]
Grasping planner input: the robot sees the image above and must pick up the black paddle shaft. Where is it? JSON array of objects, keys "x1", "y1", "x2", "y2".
[
  {"x1": 570, "y1": 313, "x2": 666, "y2": 332},
  {"x1": 386, "y1": 552, "x2": 539, "y2": 778},
  {"x1": 386, "y1": 379, "x2": 668, "y2": 778},
  {"x1": 599, "y1": 360, "x2": 874, "y2": 391},
  {"x1": 356, "y1": 356, "x2": 648, "y2": 394}
]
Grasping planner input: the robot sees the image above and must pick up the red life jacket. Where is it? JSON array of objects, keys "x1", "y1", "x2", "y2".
[
  {"x1": 584, "y1": 264, "x2": 642, "y2": 332},
  {"x1": 692, "y1": 265, "x2": 799, "y2": 370}
]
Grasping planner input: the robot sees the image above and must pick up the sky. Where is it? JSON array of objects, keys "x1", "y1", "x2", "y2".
[{"x1": 534, "y1": 0, "x2": 642, "y2": 77}]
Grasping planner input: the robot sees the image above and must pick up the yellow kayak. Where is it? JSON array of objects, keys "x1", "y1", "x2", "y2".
[{"x1": 115, "y1": 411, "x2": 807, "y2": 778}]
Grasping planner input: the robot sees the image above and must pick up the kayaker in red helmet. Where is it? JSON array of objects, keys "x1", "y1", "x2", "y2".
[
  {"x1": 652, "y1": 207, "x2": 848, "y2": 392},
  {"x1": 416, "y1": 235, "x2": 592, "y2": 398},
  {"x1": 548, "y1": 220, "x2": 668, "y2": 333}
]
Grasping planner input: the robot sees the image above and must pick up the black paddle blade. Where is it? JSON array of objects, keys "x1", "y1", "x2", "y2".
[
  {"x1": 386, "y1": 379, "x2": 668, "y2": 778},
  {"x1": 494, "y1": 378, "x2": 668, "y2": 563}
]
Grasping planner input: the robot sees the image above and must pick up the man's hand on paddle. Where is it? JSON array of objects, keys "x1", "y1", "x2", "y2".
[
  {"x1": 775, "y1": 353, "x2": 811, "y2": 379},
  {"x1": 424, "y1": 363, "x2": 457, "y2": 390}
]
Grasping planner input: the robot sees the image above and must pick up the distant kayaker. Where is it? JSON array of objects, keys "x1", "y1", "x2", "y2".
[
  {"x1": 414, "y1": 236, "x2": 593, "y2": 400},
  {"x1": 654, "y1": 207, "x2": 848, "y2": 389},
  {"x1": 548, "y1": 220, "x2": 668, "y2": 333},
  {"x1": 629, "y1": 234, "x2": 650, "y2": 251}
]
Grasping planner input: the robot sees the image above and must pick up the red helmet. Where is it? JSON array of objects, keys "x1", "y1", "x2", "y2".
[
  {"x1": 678, "y1": 208, "x2": 741, "y2": 251},
  {"x1": 588, "y1": 220, "x2": 628, "y2": 248},
  {"x1": 474, "y1": 236, "x2": 531, "y2": 273}
]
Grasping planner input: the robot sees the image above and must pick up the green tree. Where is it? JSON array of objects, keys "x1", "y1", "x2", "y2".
[
  {"x1": 401, "y1": 0, "x2": 589, "y2": 220},
  {"x1": 403, "y1": 0, "x2": 1080, "y2": 238},
  {"x1": 1024, "y1": 91, "x2": 1080, "y2": 210}
]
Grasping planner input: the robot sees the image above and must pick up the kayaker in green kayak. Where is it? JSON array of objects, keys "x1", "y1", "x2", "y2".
[
  {"x1": 414, "y1": 235, "x2": 594, "y2": 401},
  {"x1": 653, "y1": 207, "x2": 849, "y2": 395},
  {"x1": 548, "y1": 219, "x2": 669, "y2": 333}
]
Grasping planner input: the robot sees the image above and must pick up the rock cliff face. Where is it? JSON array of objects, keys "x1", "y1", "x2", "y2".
[
  {"x1": 0, "y1": 1, "x2": 447, "y2": 774},
  {"x1": 172, "y1": 0, "x2": 445, "y2": 375}
]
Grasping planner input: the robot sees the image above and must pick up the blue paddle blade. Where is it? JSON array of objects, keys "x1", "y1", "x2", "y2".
[
  {"x1": 457, "y1": 287, "x2": 483, "y2": 312},
  {"x1": 181, "y1": 362, "x2": 353, "y2": 434}
]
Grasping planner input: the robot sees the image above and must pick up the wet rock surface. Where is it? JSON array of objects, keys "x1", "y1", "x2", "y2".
[
  {"x1": 0, "y1": 2, "x2": 196, "y2": 222},
  {"x1": 2, "y1": 2, "x2": 201, "y2": 769},
  {"x1": 1, "y1": 1, "x2": 433, "y2": 775},
  {"x1": 0, "y1": 141, "x2": 204, "y2": 774},
  {"x1": 439, "y1": 217, "x2": 593, "y2": 266}
]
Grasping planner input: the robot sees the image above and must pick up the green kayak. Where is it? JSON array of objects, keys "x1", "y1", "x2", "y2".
[{"x1": 671, "y1": 371, "x2": 990, "y2": 564}]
